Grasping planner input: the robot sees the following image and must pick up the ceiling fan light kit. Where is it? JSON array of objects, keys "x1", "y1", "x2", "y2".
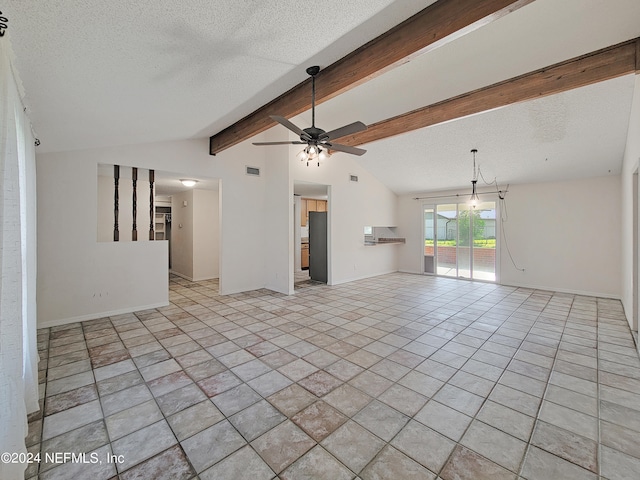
[
  {"x1": 296, "y1": 144, "x2": 329, "y2": 167},
  {"x1": 253, "y1": 66, "x2": 368, "y2": 166}
]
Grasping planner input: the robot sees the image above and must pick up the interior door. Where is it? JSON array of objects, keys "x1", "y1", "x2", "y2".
[{"x1": 309, "y1": 211, "x2": 328, "y2": 283}]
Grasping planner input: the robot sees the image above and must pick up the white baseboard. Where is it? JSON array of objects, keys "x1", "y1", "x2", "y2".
[
  {"x1": 38, "y1": 301, "x2": 170, "y2": 329},
  {"x1": 329, "y1": 269, "x2": 399, "y2": 286},
  {"x1": 400, "y1": 269, "x2": 622, "y2": 300},
  {"x1": 498, "y1": 280, "x2": 621, "y2": 300},
  {"x1": 169, "y1": 270, "x2": 219, "y2": 282}
]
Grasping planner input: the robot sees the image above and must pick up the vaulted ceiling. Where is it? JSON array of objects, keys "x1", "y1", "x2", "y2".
[{"x1": 5, "y1": 0, "x2": 640, "y2": 195}]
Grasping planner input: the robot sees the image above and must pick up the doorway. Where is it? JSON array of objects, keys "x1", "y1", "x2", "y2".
[
  {"x1": 424, "y1": 201, "x2": 497, "y2": 281},
  {"x1": 293, "y1": 181, "x2": 329, "y2": 286}
]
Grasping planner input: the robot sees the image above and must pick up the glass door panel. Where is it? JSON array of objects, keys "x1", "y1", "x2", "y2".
[
  {"x1": 457, "y1": 203, "x2": 471, "y2": 279},
  {"x1": 472, "y1": 201, "x2": 496, "y2": 281},
  {"x1": 424, "y1": 207, "x2": 435, "y2": 274},
  {"x1": 436, "y1": 204, "x2": 457, "y2": 277},
  {"x1": 427, "y1": 201, "x2": 497, "y2": 282}
]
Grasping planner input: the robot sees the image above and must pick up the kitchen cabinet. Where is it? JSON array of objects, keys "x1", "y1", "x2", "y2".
[
  {"x1": 307, "y1": 199, "x2": 318, "y2": 213},
  {"x1": 300, "y1": 199, "x2": 307, "y2": 227},
  {"x1": 300, "y1": 198, "x2": 327, "y2": 226},
  {"x1": 301, "y1": 243, "x2": 309, "y2": 269}
]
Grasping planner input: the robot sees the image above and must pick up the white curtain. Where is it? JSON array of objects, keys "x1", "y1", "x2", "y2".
[{"x1": 0, "y1": 35, "x2": 39, "y2": 480}]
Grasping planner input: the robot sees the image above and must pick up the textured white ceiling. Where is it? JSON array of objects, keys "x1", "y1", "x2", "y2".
[
  {"x1": 287, "y1": 0, "x2": 640, "y2": 193},
  {"x1": 306, "y1": 0, "x2": 640, "y2": 129},
  {"x1": 5, "y1": 0, "x2": 640, "y2": 195},
  {"x1": 353, "y1": 76, "x2": 635, "y2": 195},
  {"x1": 4, "y1": 0, "x2": 429, "y2": 152}
]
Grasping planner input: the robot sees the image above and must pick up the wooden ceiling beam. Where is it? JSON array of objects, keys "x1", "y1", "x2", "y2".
[
  {"x1": 335, "y1": 38, "x2": 640, "y2": 148},
  {"x1": 209, "y1": 0, "x2": 535, "y2": 155}
]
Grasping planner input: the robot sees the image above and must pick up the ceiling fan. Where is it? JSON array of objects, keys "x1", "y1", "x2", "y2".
[{"x1": 253, "y1": 65, "x2": 367, "y2": 166}]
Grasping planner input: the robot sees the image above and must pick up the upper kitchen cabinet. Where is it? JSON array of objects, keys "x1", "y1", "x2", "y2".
[
  {"x1": 300, "y1": 198, "x2": 327, "y2": 226},
  {"x1": 301, "y1": 199, "x2": 307, "y2": 227}
]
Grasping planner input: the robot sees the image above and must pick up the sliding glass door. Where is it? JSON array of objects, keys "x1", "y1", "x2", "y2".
[
  {"x1": 424, "y1": 201, "x2": 496, "y2": 281},
  {"x1": 435, "y1": 204, "x2": 458, "y2": 277},
  {"x1": 472, "y1": 202, "x2": 497, "y2": 281}
]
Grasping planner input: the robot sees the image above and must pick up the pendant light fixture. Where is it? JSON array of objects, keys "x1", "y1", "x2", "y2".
[{"x1": 469, "y1": 149, "x2": 479, "y2": 208}]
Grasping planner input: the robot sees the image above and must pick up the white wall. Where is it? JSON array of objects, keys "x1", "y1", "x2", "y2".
[
  {"x1": 37, "y1": 130, "x2": 402, "y2": 324},
  {"x1": 291, "y1": 150, "x2": 399, "y2": 285},
  {"x1": 193, "y1": 188, "x2": 219, "y2": 281},
  {"x1": 217, "y1": 141, "x2": 268, "y2": 294},
  {"x1": 621, "y1": 74, "x2": 640, "y2": 333},
  {"x1": 397, "y1": 175, "x2": 622, "y2": 298},
  {"x1": 37, "y1": 137, "x2": 271, "y2": 325},
  {"x1": 171, "y1": 189, "x2": 194, "y2": 279},
  {"x1": 37, "y1": 156, "x2": 169, "y2": 327},
  {"x1": 499, "y1": 176, "x2": 621, "y2": 297},
  {"x1": 264, "y1": 144, "x2": 294, "y2": 294}
]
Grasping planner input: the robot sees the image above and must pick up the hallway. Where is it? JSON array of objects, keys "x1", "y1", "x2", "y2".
[{"x1": 27, "y1": 273, "x2": 640, "y2": 479}]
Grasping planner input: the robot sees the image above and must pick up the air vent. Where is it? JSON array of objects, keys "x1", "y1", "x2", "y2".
[
  {"x1": 350, "y1": 174, "x2": 359, "y2": 182},
  {"x1": 246, "y1": 166, "x2": 260, "y2": 176}
]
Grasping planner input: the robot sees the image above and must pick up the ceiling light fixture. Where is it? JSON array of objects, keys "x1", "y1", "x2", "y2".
[
  {"x1": 180, "y1": 179, "x2": 198, "y2": 187},
  {"x1": 469, "y1": 149, "x2": 479, "y2": 208},
  {"x1": 297, "y1": 145, "x2": 330, "y2": 167}
]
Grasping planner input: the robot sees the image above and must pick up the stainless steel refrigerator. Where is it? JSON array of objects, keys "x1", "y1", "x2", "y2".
[{"x1": 309, "y1": 211, "x2": 327, "y2": 283}]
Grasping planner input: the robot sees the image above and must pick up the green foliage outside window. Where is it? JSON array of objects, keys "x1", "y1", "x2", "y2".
[{"x1": 425, "y1": 210, "x2": 494, "y2": 248}]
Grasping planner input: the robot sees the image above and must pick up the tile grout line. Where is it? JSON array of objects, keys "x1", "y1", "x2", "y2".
[
  {"x1": 130, "y1": 308, "x2": 222, "y2": 479},
  {"x1": 354, "y1": 286, "x2": 545, "y2": 478},
  {"x1": 30, "y1": 275, "x2": 640, "y2": 480},
  {"x1": 437, "y1": 289, "x2": 555, "y2": 479},
  {"x1": 515, "y1": 293, "x2": 573, "y2": 479}
]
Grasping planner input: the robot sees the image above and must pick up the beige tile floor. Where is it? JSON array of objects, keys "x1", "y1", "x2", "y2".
[{"x1": 26, "y1": 273, "x2": 640, "y2": 479}]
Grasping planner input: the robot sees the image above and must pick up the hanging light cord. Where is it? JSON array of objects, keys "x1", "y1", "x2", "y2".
[
  {"x1": 474, "y1": 150, "x2": 522, "y2": 272},
  {"x1": 477, "y1": 165, "x2": 500, "y2": 192},
  {"x1": 498, "y1": 191, "x2": 525, "y2": 272}
]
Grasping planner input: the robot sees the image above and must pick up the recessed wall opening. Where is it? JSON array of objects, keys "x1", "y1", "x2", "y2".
[{"x1": 97, "y1": 164, "x2": 221, "y2": 287}]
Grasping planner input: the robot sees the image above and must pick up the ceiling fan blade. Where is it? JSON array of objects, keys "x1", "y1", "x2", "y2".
[
  {"x1": 253, "y1": 141, "x2": 306, "y2": 146},
  {"x1": 270, "y1": 115, "x2": 309, "y2": 139},
  {"x1": 326, "y1": 143, "x2": 367, "y2": 156},
  {"x1": 324, "y1": 121, "x2": 367, "y2": 141}
]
